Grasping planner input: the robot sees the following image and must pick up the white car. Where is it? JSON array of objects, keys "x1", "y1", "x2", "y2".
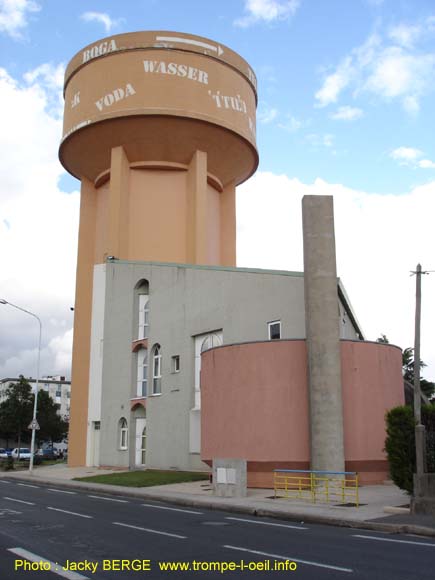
[
  {"x1": 0, "y1": 448, "x2": 9, "y2": 459},
  {"x1": 11, "y1": 448, "x2": 32, "y2": 460}
]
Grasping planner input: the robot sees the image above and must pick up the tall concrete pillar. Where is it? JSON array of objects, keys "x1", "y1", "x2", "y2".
[{"x1": 302, "y1": 195, "x2": 345, "y2": 473}]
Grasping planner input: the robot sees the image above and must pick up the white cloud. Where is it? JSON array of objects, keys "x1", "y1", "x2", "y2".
[
  {"x1": 258, "y1": 106, "x2": 278, "y2": 123},
  {"x1": 419, "y1": 159, "x2": 435, "y2": 169},
  {"x1": 390, "y1": 146, "x2": 423, "y2": 163},
  {"x1": 237, "y1": 172, "x2": 435, "y2": 380},
  {"x1": 315, "y1": 25, "x2": 435, "y2": 113},
  {"x1": 235, "y1": 0, "x2": 299, "y2": 27},
  {"x1": 0, "y1": 0, "x2": 40, "y2": 39},
  {"x1": 80, "y1": 11, "x2": 123, "y2": 33},
  {"x1": 330, "y1": 106, "x2": 363, "y2": 121},
  {"x1": 389, "y1": 23, "x2": 422, "y2": 48},
  {"x1": 0, "y1": 66, "x2": 78, "y2": 379},
  {"x1": 305, "y1": 133, "x2": 334, "y2": 148},
  {"x1": 390, "y1": 146, "x2": 435, "y2": 169},
  {"x1": 278, "y1": 115, "x2": 303, "y2": 132}
]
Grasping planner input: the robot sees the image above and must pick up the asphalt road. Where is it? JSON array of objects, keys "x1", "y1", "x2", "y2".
[{"x1": 0, "y1": 478, "x2": 434, "y2": 579}]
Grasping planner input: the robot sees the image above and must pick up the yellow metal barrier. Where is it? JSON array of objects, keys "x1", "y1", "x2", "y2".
[{"x1": 274, "y1": 470, "x2": 359, "y2": 507}]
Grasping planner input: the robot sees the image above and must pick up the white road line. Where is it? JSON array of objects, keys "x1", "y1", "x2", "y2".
[
  {"x1": 47, "y1": 507, "x2": 93, "y2": 519},
  {"x1": 142, "y1": 503, "x2": 202, "y2": 515},
  {"x1": 113, "y1": 521, "x2": 186, "y2": 539},
  {"x1": 0, "y1": 480, "x2": 10, "y2": 483},
  {"x1": 3, "y1": 496, "x2": 35, "y2": 506},
  {"x1": 226, "y1": 516, "x2": 308, "y2": 530},
  {"x1": 17, "y1": 483, "x2": 39, "y2": 488},
  {"x1": 88, "y1": 495, "x2": 129, "y2": 503},
  {"x1": 8, "y1": 548, "x2": 90, "y2": 580},
  {"x1": 224, "y1": 545, "x2": 353, "y2": 573},
  {"x1": 353, "y1": 534, "x2": 435, "y2": 547},
  {"x1": 48, "y1": 488, "x2": 77, "y2": 495}
]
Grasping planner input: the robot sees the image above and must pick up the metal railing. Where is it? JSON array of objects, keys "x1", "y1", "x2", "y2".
[{"x1": 274, "y1": 469, "x2": 359, "y2": 506}]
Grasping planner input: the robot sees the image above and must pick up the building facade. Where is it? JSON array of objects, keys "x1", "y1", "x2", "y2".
[{"x1": 61, "y1": 31, "x2": 404, "y2": 485}]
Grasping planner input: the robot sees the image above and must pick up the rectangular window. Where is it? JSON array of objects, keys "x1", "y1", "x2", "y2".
[
  {"x1": 55, "y1": 390, "x2": 61, "y2": 397},
  {"x1": 172, "y1": 355, "x2": 180, "y2": 373},
  {"x1": 268, "y1": 320, "x2": 281, "y2": 340}
]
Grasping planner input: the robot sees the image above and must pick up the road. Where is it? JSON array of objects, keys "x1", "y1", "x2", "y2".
[{"x1": 0, "y1": 478, "x2": 434, "y2": 579}]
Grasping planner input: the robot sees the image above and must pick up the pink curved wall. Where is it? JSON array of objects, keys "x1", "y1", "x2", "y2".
[{"x1": 201, "y1": 340, "x2": 404, "y2": 486}]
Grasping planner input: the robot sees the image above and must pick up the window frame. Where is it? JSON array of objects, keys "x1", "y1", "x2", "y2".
[
  {"x1": 268, "y1": 320, "x2": 281, "y2": 340},
  {"x1": 152, "y1": 345, "x2": 162, "y2": 395},
  {"x1": 119, "y1": 418, "x2": 128, "y2": 450},
  {"x1": 171, "y1": 355, "x2": 180, "y2": 373}
]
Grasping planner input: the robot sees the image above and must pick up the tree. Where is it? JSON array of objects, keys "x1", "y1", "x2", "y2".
[
  {"x1": 402, "y1": 347, "x2": 435, "y2": 400},
  {"x1": 35, "y1": 390, "x2": 69, "y2": 445},
  {"x1": 376, "y1": 334, "x2": 389, "y2": 344},
  {"x1": 0, "y1": 376, "x2": 33, "y2": 451}
]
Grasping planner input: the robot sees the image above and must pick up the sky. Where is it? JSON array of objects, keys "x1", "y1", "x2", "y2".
[{"x1": 0, "y1": 0, "x2": 434, "y2": 382}]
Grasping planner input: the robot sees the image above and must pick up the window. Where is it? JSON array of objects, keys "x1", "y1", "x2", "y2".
[
  {"x1": 171, "y1": 355, "x2": 180, "y2": 373},
  {"x1": 55, "y1": 390, "x2": 61, "y2": 397},
  {"x1": 141, "y1": 426, "x2": 146, "y2": 465},
  {"x1": 152, "y1": 345, "x2": 162, "y2": 395},
  {"x1": 119, "y1": 418, "x2": 128, "y2": 450},
  {"x1": 138, "y1": 295, "x2": 149, "y2": 339},
  {"x1": 137, "y1": 349, "x2": 148, "y2": 397},
  {"x1": 268, "y1": 320, "x2": 281, "y2": 340}
]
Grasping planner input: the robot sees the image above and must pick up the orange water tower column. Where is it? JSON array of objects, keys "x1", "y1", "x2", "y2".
[{"x1": 60, "y1": 31, "x2": 258, "y2": 465}]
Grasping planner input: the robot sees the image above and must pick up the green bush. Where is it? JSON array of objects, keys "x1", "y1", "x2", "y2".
[{"x1": 385, "y1": 404, "x2": 435, "y2": 493}]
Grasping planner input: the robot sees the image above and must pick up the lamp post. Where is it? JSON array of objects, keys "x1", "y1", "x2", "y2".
[{"x1": 0, "y1": 299, "x2": 41, "y2": 472}]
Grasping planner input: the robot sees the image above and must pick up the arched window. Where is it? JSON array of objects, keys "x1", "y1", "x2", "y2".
[
  {"x1": 152, "y1": 344, "x2": 162, "y2": 395},
  {"x1": 135, "y1": 279, "x2": 149, "y2": 340},
  {"x1": 137, "y1": 349, "x2": 148, "y2": 397},
  {"x1": 119, "y1": 417, "x2": 128, "y2": 450},
  {"x1": 200, "y1": 333, "x2": 223, "y2": 353}
]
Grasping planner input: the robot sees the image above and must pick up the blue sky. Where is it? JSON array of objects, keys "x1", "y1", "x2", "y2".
[{"x1": 1, "y1": 0, "x2": 435, "y2": 381}]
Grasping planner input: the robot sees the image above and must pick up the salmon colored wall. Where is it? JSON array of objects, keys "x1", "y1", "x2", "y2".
[
  {"x1": 201, "y1": 341, "x2": 310, "y2": 463},
  {"x1": 201, "y1": 340, "x2": 404, "y2": 486}
]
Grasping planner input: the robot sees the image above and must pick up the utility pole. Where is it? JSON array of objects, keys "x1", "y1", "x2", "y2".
[{"x1": 413, "y1": 264, "x2": 426, "y2": 477}]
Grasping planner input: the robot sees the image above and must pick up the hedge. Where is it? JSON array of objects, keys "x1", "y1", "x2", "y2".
[{"x1": 385, "y1": 404, "x2": 435, "y2": 494}]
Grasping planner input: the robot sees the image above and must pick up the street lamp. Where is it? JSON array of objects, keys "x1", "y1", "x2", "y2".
[{"x1": 0, "y1": 299, "x2": 42, "y2": 472}]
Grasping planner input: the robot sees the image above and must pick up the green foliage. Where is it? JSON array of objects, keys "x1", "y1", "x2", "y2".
[
  {"x1": 35, "y1": 390, "x2": 68, "y2": 444},
  {"x1": 385, "y1": 404, "x2": 435, "y2": 493},
  {"x1": 0, "y1": 376, "x2": 33, "y2": 445},
  {"x1": 402, "y1": 347, "x2": 435, "y2": 400}
]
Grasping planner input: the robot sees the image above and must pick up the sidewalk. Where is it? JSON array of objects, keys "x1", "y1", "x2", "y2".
[{"x1": 2, "y1": 464, "x2": 435, "y2": 537}]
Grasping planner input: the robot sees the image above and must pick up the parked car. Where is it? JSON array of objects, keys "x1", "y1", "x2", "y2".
[
  {"x1": 11, "y1": 448, "x2": 33, "y2": 461},
  {"x1": 37, "y1": 448, "x2": 57, "y2": 460},
  {"x1": 0, "y1": 448, "x2": 9, "y2": 459}
]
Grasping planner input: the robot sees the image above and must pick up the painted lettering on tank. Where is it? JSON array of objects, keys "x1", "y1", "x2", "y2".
[
  {"x1": 95, "y1": 84, "x2": 136, "y2": 111},
  {"x1": 71, "y1": 91, "x2": 80, "y2": 109},
  {"x1": 143, "y1": 60, "x2": 208, "y2": 84},
  {"x1": 83, "y1": 39, "x2": 118, "y2": 63}
]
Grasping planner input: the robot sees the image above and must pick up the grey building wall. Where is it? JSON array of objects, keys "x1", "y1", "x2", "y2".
[{"x1": 94, "y1": 260, "x2": 361, "y2": 471}]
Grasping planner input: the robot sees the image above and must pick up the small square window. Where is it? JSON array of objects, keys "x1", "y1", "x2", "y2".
[
  {"x1": 268, "y1": 320, "x2": 281, "y2": 340},
  {"x1": 172, "y1": 355, "x2": 180, "y2": 373}
]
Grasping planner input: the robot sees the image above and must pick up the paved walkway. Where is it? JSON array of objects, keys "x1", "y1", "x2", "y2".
[{"x1": 2, "y1": 464, "x2": 434, "y2": 537}]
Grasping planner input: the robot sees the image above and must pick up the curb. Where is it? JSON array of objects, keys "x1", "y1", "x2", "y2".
[{"x1": 3, "y1": 473, "x2": 435, "y2": 539}]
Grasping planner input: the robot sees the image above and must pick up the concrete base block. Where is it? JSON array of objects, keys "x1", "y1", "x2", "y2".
[
  {"x1": 213, "y1": 458, "x2": 247, "y2": 498},
  {"x1": 411, "y1": 473, "x2": 435, "y2": 516}
]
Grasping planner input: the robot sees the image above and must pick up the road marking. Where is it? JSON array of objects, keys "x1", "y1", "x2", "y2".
[
  {"x1": 226, "y1": 516, "x2": 308, "y2": 530},
  {"x1": 48, "y1": 488, "x2": 76, "y2": 495},
  {"x1": 0, "y1": 480, "x2": 10, "y2": 483},
  {"x1": 8, "y1": 548, "x2": 90, "y2": 579},
  {"x1": 48, "y1": 507, "x2": 93, "y2": 519},
  {"x1": 142, "y1": 503, "x2": 202, "y2": 515},
  {"x1": 155, "y1": 35, "x2": 224, "y2": 56},
  {"x1": 113, "y1": 521, "x2": 186, "y2": 539},
  {"x1": 353, "y1": 534, "x2": 435, "y2": 547},
  {"x1": 224, "y1": 545, "x2": 353, "y2": 573},
  {"x1": 3, "y1": 497, "x2": 35, "y2": 506},
  {"x1": 88, "y1": 495, "x2": 129, "y2": 503},
  {"x1": 17, "y1": 483, "x2": 39, "y2": 488}
]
